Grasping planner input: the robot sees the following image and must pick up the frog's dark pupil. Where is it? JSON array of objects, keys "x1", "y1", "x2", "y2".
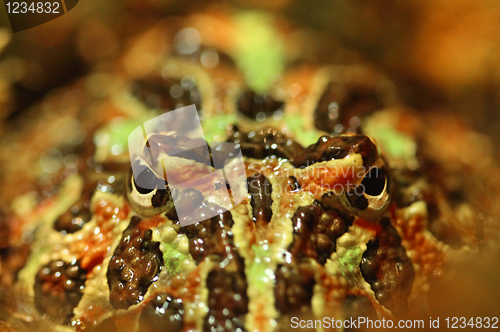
[
  {"x1": 133, "y1": 166, "x2": 165, "y2": 195},
  {"x1": 361, "y1": 167, "x2": 386, "y2": 196}
]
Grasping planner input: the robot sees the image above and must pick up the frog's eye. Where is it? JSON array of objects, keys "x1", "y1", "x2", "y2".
[
  {"x1": 126, "y1": 162, "x2": 178, "y2": 218},
  {"x1": 361, "y1": 167, "x2": 386, "y2": 197},
  {"x1": 132, "y1": 163, "x2": 164, "y2": 194},
  {"x1": 321, "y1": 164, "x2": 392, "y2": 221},
  {"x1": 345, "y1": 166, "x2": 392, "y2": 221}
]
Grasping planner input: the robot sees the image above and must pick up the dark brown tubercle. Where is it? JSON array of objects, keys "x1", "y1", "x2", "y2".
[
  {"x1": 237, "y1": 90, "x2": 284, "y2": 120},
  {"x1": 290, "y1": 201, "x2": 352, "y2": 264},
  {"x1": 204, "y1": 255, "x2": 248, "y2": 332},
  {"x1": 275, "y1": 260, "x2": 316, "y2": 315},
  {"x1": 360, "y1": 218, "x2": 414, "y2": 316},
  {"x1": 227, "y1": 126, "x2": 304, "y2": 160},
  {"x1": 34, "y1": 259, "x2": 87, "y2": 325},
  {"x1": 129, "y1": 77, "x2": 201, "y2": 115},
  {"x1": 55, "y1": 172, "x2": 123, "y2": 234},
  {"x1": 107, "y1": 216, "x2": 163, "y2": 309},
  {"x1": 180, "y1": 211, "x2": 249, "y2": 331},
  {"x1": 181, "y1": 210, "x2": 235, "y2": 264},
  {"x1": 54, "y1": 192, "x2": 92, "y2": 234},
  {"x1": 138, "y1": 293, "x2": 185, "y2": 332},
  {"x1": 247, "y1": 173, "x2": 273, "y2": 225},
  {"x1": 314, "y1": 81, "x2": 385, "y2": 135}
]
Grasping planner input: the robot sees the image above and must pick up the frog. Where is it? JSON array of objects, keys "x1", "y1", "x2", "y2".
[{"x1": 0, "y1": 9, "x2": 498, "y2": 332}]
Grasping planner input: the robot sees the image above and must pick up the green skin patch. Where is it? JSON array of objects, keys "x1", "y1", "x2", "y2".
[
  {"x1": 282, "y1": 114, "x2": 324, "y2": 147},
  {"x1": 333, "y1": 223, "x2": 376, "y2": 285},
  {"x1": 362, "y1": 116, "x2": 417, "y2": 162},
  {"x1": 96, "y1": 118, "x2": 149, "y2": 157},
  {"x1": 338, "y1": 245, "x2": 364, "y2": 283},
  {"x1": 107, "y1": 120, "x2": 142, "y2": 147},
  {"x1": 248, "y1": 244, "x2": 274, "y2": 291},
  {"x1": 203, "y1": 113, "x2": 240, "y2": 142},
  {"x1": 161, "y1": 242, "x2": 192, "y2": 276},
  {"x1": 232, "y1": 12, "x2": 286, "y2": 93}
]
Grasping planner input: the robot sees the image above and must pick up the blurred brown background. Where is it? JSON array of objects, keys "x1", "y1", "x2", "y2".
[
  {"x1": 1, "y1": 0, "x2": 499, "y2": 157},
  {"x1": 285, "y1": 0, "x2": 500, "y2": 152}
]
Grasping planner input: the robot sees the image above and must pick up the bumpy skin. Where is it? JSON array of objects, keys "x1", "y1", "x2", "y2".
[
  {"x1": 290, "y1": 203, "x2": 351, "y2": 264},
  {"x1": 360, "y1": 218, "x2": 414, "y2": 316},
  {"x1": 107, "y1": 216, "x2": 163, "y2": 309},
  {"x1": 1, "y1": 10, "x2": 498, "y2": 332},
  {"x1": 228, "y1": 126, "x2": 304, "y2": 161},
  {"x1": 34, "y1": 260, "x2": 87, "y2": 325}
]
